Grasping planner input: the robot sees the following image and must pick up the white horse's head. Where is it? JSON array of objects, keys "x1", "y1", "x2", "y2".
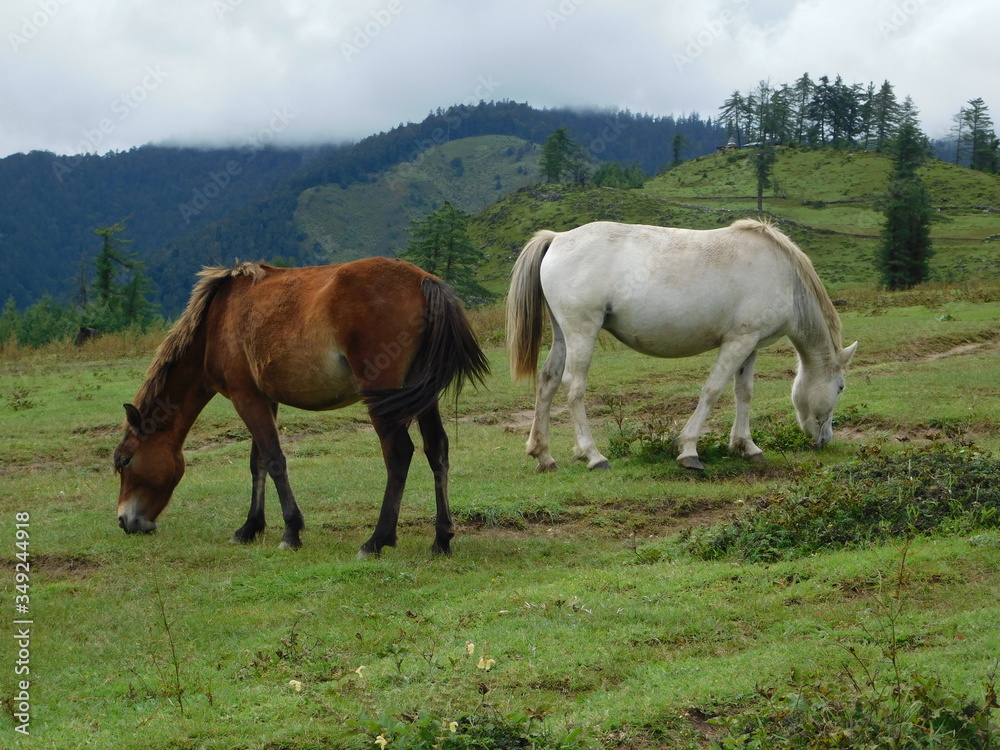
[{"x1": 791, "y1": 342, "x2": 857, "y2": 447}]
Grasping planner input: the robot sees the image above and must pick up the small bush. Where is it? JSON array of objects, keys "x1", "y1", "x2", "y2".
[
  {"x1": 679, "y1": 443, "x2": 1000, "y2": 562},
  {"x1": 710, "y1": 668, "x2": 998, "y2": 749}
]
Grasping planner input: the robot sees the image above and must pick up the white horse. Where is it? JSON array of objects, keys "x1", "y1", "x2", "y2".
[{"x1": 506, "y1": 218, "x2": 857, "y2": 471}]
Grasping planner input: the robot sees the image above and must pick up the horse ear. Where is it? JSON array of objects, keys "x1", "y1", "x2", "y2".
[
  {"x1": 841, "y1": 341, "x2": 858, "y2": 366},
  {"x1": 123, "y1": 403, "x2": 144, "y2": 432}
]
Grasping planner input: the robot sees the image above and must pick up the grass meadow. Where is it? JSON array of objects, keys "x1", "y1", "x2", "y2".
[{"x1": 1, "y1": 287, "x2": 999, "y2": 748}]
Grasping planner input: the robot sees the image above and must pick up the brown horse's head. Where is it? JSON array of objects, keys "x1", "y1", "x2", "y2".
[{"x1": 115, "y1": 403, "x2": 185, "y2": 534}]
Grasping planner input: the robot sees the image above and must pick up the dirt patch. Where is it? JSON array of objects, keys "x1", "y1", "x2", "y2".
[
  {"x1": 497, "y1": 407, "x2": 566, "y2": 432},
  {"x1": 72, "y1": 423, "x2": 122, "y2": 438},
  {"x1": 920, "y1": 342, "x2": 992, "y2": 362},
  {"x1": 22, "y1": 553, "x2": 102, "y2": 580}
]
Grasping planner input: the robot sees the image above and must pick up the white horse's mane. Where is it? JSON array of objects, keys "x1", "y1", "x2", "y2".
[{"x1": 730, "y1": 218, "x2": 843, "y2": 352}]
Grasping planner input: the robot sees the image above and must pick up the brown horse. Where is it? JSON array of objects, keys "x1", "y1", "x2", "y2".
[{"x1": 114, "y1": 257, "x2": 489, "y2": 556}]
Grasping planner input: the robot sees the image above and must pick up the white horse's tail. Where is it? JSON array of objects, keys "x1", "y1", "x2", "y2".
[{"x1": 506, "y1": 230, "x2": 558, "y2": 380}]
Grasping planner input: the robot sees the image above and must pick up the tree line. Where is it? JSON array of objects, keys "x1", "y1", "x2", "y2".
[{"x1": 718, "y1": 74, "x2": 998, "y2": 172}]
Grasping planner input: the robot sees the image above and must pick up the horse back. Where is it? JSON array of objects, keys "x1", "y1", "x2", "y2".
[
  {"x1": 203, "y1": 259, "x2": 431, "y2": 410},
  {"x1": 539, "y1": 222, "x2": 797, "y2": 358}
]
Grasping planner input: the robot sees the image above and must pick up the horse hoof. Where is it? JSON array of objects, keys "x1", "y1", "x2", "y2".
[
  {"x1": 536, "y1": 462, "x2": 559, "y2": 473},
  {"x1": 278, "y1": 540, "x2": 301, "y2": 551},
  {"x1": 589, "y1": 459, "x2": 611, "y2": 471},
  {"x1": 748, "y1": 452, "x2": 766, "y2": 464},
  {"x1": 678, "y1": 456, "x2": 705, "y2": 471}
]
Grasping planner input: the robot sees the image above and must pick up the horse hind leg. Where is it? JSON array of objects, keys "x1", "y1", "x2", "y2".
[
  {"x1": 417, "y1": 402, "x2": 454, "y2": 555},
  {"x1": 562, "y1": 327, "x2": 611, "y2": 471},
  {"x1": 358, "y1": 416, "x2": 414, "y2": 559},
  {"x1": 730, "y1": 351, "x2": 765, "y2": 463},
  {"x1": 525, "y1": 318, "x2": 565, "y2": 472}
]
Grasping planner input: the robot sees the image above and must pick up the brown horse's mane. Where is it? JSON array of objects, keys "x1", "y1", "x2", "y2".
[
  {"x1": 132, "y1": 262, "x2": 266, "y2": 415},
  {"x1": 731, "y1": 218, "x2": 843, "y2": 352}
]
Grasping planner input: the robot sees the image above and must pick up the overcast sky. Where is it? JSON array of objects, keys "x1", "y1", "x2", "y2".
[{"x1": 1, "y1": 0, "x2": 996, "y2": 159}]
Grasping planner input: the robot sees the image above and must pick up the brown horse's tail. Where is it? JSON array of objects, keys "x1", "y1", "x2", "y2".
[
  {"x1": 363, "y1": 277, "x2": 490, "y2": 423},
  {"x1": 505, "y1": 230, "x2": 557, "y2": 380}
]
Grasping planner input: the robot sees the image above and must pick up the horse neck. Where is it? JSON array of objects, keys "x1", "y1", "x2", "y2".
[
  {"x1": 787, "y1": 289, "x2": 841, "y2": 374},
  {"x1": 138, "y1": 333, "x2": 213, "y2": 450}
]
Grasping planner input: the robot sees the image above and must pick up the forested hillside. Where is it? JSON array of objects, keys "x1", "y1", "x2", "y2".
[
  {"x1": 0, "y1": 146, "x2": 318, "y2": 308},
  {"x1": 0, "y1": 101, "x2": 726, "y2": 315}
]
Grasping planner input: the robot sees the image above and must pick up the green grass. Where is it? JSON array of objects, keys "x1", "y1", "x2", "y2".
[{"x1": 1, "y1": 293, "x2": 999, "y2": 748}]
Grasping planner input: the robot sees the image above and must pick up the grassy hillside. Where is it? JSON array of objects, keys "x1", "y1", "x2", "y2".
[
  {"x1": 473, "y1": 147, "x2": 1000, "y2": 293},
  {"x1": 295, "y1": 135, "x2": 540, "y2": 263},
  {"x1": 2, "y1": 289, "x2": 999, "y2": 748}
]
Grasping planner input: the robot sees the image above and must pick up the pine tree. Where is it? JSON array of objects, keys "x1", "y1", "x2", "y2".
[
  {"x1": 401, "y1": 202, "x2": 494, "y2": 304},
  {"x1": 869, "y1": 80, "x2": 901, "y2": 150},
  {"x1": 86, "y1": 220, "x2": 158, "y2": 331},
  {"x1": 792, "y1": 73, "x2": 815, "y2": 144},
  {"x1": 540, "y1": 127, "x2": 584, "y2": 183},
  {"x1": 751, "y1": 143, "x2": 777, "y2": 212},
  {"x1": 719, "y1": 90, "x2": 745, "y2": 146},
  {"x1": 875, "y1": 121, "x2": 934, "y2": 290},
  {"x1": 959, "y1": 98, "x2": 999, "y2": 173},
  {"x1": 0, "y1": 296, "x2": 22, "y2": 345},
  {"x1": 670, "y1": 134, "x2": 691, "y2": 169}
]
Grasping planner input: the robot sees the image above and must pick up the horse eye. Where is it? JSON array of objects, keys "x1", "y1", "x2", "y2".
[{"x1": 119, "y1": 456, "x2": 132, "y2": 469}]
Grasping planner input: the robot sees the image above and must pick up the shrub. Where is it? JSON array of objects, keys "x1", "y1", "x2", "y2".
[{"x1": 679, "y1": 443, "x2": 1000, "y2": 562}]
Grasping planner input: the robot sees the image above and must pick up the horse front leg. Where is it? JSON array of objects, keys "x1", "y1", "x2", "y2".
[
  {"x1": 525, "y1": 323, "x2": 565, "y2": 472},
  {"x1": 730, "y1": 350, "x2": 765, "y2": 462},
  {"x1": 358, "y1": 418, "x2": 414, "y2": 559},
  {"x1": 417, "y1": 402, "x2": 453, "y2": 555},
  {"x1": 676, "y1": 338, "x2": 758, "y2": 471},
  {"x1": 233, "y1": 397, "x2": 304, "y2": 549},
  {"x1": 230, "y1": 437, "x2": 267, "y2": 543}
]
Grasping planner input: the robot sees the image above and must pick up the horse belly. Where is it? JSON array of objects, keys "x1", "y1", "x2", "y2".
[
  {"x1": 261, "y1": 348, "x2": 361, "y2": 411},
  {"x1": 605, "y1": 308, "x2": 725, "y2": 358}
]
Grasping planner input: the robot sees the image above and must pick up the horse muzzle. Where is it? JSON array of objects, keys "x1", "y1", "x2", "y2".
[
  {"x1": 118, "y1": 515, "x2": 158, "y2": 534},
  {"x1": 117, "y1": 498, "x2": 158, "y2": 534},
  {"x1": 814, "y1": 421, "x2": 834, "y2": 449}
]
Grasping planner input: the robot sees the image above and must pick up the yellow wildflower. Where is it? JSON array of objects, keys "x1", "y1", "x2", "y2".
[{"x1": 375, "y1": 734, "x2": 389, "y2": 749}]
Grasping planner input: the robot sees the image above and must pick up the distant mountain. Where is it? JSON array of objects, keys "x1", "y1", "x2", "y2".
[
  {"x1": 296, "y1": 135, "x2": 541, "y2": 264},
  {"x1": 0, "y1": 101, "x2": 727, "y2": 314},
  {"x1": 0, "y1": 146, "x2": 320, "y2": 308}
]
